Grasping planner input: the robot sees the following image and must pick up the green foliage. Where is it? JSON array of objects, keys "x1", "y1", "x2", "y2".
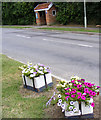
[
  {"x1": 2, "y1": 2, "x2": 38, "y2": 25},
  {"x1": 2, "y1": 2, "x2": 100, "y2": 25},
  {"x1": 54, "y1": 2, "x2": 100, "y2": 25}
]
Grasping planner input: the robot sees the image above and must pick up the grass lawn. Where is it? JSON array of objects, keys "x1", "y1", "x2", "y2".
[
  {"x1": 0, "y1": 26, "x2": 32, "y2": 29},
  {"x1": 38, "y1": 27, "x2": 99, "y2": 33},
  {"x1": 2, "y1": 54, "x2": 48, "y2": 118}
]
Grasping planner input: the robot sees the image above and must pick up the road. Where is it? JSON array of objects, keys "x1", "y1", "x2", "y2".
[{"x1": 2, "y1": 28, "x2": 99, "y2": 85}]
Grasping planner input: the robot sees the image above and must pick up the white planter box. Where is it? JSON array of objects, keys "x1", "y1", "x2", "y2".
[
  {"x1": 65, "y1": 101, "x2": 81, "y2": 117},
  {"x1": 65, "y1": 98, "x2": 93, "y2": 117},
  {"x1": 22, "y1": 73, "x2": 52, "y2": 91},
  {"x1": 81, "y1": 98, "x2": 93, "y2": 115}
]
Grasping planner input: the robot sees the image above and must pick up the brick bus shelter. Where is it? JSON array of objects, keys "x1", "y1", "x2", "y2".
[{"x1": 34, "y1": 3, "x2": 57, "y2": 25}]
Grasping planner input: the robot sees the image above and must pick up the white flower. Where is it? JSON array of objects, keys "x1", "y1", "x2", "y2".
[
  {"x1": 44, "y1": 67, "x2": 47, "y2": 69},
  {"x1": 39, "y1": 67, "x2": 43, "y2": 70},
  {"x1": 57, "y1": 102, "x2": 61, "y2": 106},
  {"x1": 38, "y1": 71, "x2": 44, "y2": 74},
  {"x1": 71, "y1": 76, "x2": 80, "y2": 80},
  {"x1": 70, "y1": 101, "x2": 74, "y2": 105},
  {"x1": 58, "y1": 94, "x2": 61, "y2": 98},
  {"x1": 25, "y1": 70, "x2": 28, "y2": 73},
  {"x1": 69, "y1": 106, "x2": 73, "y2": 110},
  {"x1": 61, "y1": 104, "x2": 65, "y2": 110},
  {"x1": 34, "y1": 65, "x2": 38, "y2": 69},
  {"x1": 22, "y1": 69, "x2": 25, "y2": 73},
  {"x1": 30, "y1": 69, "x2": 34, "y2": 73},
  {"x1": 30, "y1": 74, "x2": 35, "y2": 77},
  {"x1": 69, "y1": 83, "x2": 72, "y2": 86},
  {"x1": 58, "y1": 99, "x2": 62, "y2": 103},
  {"x1": 73, "y1": 108, "x2": 78, "y2": 113},
  {"x1": 75, "y1": 81, "x2": 78, "y2": 84},
  {"x1": 62, "y1": 109, "x2": 65, "y2": 112},
  {"x1": 69, "y1": 111, "x2": 74, "y2": 114},
  {"x1": 82, "y1": 93, "x2": 86, "y2": 96}
]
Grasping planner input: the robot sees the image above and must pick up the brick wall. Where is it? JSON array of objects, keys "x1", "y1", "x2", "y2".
[
  {"x1": 35, "y1": 5, "x2": 56, "y2": 25},
  {"x1": 46, "y1": 5, "x2": 56, "y2": 25}
]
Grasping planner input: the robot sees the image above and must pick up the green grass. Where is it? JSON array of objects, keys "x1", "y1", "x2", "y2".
[
  {"x1": 2, "y1": 55, "x2": 48, "y2": 118},
  {"x1": 38, "y1": 27, "x2": 99, "y2": 33},
  {"x1": 0, "y1": 26, "x2": 32, "y2": 29}
]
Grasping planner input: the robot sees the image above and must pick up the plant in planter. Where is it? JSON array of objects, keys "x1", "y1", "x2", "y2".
[
  {"x1": 19, "y1": 62, "x2": 53, "y2": 92},
  {"x1": 46, "y1": 76, "x2": 100, "y2": 118}
]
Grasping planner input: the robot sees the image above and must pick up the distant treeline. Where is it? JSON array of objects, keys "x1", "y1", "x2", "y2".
[{"x1": 2, "y1": 2, "x2": 100, "y2": 25}]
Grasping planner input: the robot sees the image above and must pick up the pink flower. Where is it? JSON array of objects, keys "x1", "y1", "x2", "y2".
[
  {"x1": 97, "y1": 86, "x2": 100, "y2": 88},
  {"x1": 65, "y1": 88, "x2": 69, "y2": 90},
  {"x1": 65, "y1": 88, "x2": 69, "y2": 91},
  {"x1": 71, "y1": 80, "x2": 75, "y2": 83},
  {"x1": 77, "y1": 84, "x2": 82, "y2": 88},
  {"x1": 77, "y1": 92, "x2": 82, "y2": 96},
  {"x1": 65, "y1": 96, "x2": 69, "y2": 100},
  {"x1": 77, "y1": 80, "x2": 81, "y2": 82},
  {"x1": 72, "y1": 89, "x2": 76, "y2": 93},
  {"x1": 84, "y1": 88, "x2": 89, "y2": 93},
  {"x1": 77, "y1": 96, "x2": 81, "y2": 99},
  {"x1": 81, "y1": 96, "x2": 86, "y2": 100},
  {"x1": 71, "y1": 94, "x2": 76, "y2": 98},
  {"x1": 65, "y1": 92, "x2": 70, "y2": 95},
  {"x1": 87, "y1": 83, "x2": 92, "y2": 87},
  {"x1": 91, "y1": 102, "x2": 95, "y2": 107},
  {"x1": 89, "y1": 90, "x2": 93, "y2": 96},
  {"x1": 90, "y1": 96, "x2": 93, "y2": 99},
  {"x1": 84, "y1": 82, "x2": 88, "y2": 86},
  {"x1": 91, "y1": 92, "x2": 96, "y2": 96},
  {"x1": 73, "y1": 84, "x2": 77, "y2": 86},
  {"x1": 81, "y1": 79, "x2": 85, "y2": 82}
]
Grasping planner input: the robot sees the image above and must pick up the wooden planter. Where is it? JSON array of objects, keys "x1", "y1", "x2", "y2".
[
  {"x1": 65, "y1": 98, "x2": 94, "y2": 119},
  {"x1": 22, "y1": 73, "x2": 53, "y2": 92}
]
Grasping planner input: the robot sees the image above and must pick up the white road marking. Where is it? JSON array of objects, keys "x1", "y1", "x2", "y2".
[
  {"x1": 42, "y1": 38, "x2": 93, "y2": 48},
  {"x1": 78, "y1": 44, "x2": 93, "y2": 47},
  {"x1": 16, "y1": 35, "x2": 31, "y2": 38}
]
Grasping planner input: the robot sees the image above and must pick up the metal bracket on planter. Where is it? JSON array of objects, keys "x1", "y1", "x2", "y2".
[
  {"x1": 44, "y1": 74, "x2": 48, "y2": 88},
  {"x1": 23, "y1": 76, "x2": 27, "y2": 88}
]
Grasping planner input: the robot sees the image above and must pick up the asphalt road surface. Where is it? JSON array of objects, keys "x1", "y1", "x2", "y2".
[{"x1": 2, "y1": 28, "x2": 99, "y2": 85}]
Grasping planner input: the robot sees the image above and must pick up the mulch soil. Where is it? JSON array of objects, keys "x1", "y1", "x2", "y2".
[{"x1": 19, "y1": 77, "x2": 100, "y2": 119}]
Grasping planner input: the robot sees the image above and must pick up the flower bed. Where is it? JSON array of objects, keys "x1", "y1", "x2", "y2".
[
  {"x1": 19, "y1": 62, "x2": 53, "y2": 92},
  {"x1": 46, "y1": 76, "x2": 100, "y2": 118}
]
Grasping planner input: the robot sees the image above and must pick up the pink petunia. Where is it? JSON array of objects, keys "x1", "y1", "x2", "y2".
[
  {"x1": 84, "y1": 88, "x2": 89, "y2": 93},
  {"x1": 65, "y1": 88, "x2": 70, "y2": 91},
  {"x1": 77, "y1": 92, "x2": 82, "y2": 96},
  {"x1": 84, "y1": 82, "x2": 88, "y2": 86},
  {"x1": 97, "y1": 86, "x2": 100, "y2": 88},
  {"x1": 91, "y1": 102, "x2": 95, "y2": 107},
  {"x1": 71, "y1": 80, "x2": 75, "y2": 83},
  {"x1": 72, "y1": 89, "x2": 76, "y2": 93},
  {"x1": 87, "y1": 83, "x2": 92, "y2": 87},
  {"x1": 90, "y1": 96, "x2": 93, "y2": 99},
  {"x1": 77, "y1": 96, "x2": 81, "y2": 99},
  {"x1": 71, "y1": 94, "x2": 76, "y2": 98},
  {"x1": 65, "y1": 96, "x2": 69, "y2": 100},
  {"x1": 89, "y1": 90, "x2": 93, "y2": 96},
  {"x1": 73, "y1": 84, "x2": 77, "y2": 86},
  {"x1": 77, "y1": 80, "x2": 81, "y2": 82},
  {"x1": 91, "y1": 92, "x2": 96, "y2": 96},
  {"x1": 77, "y1": 84, "x2": 82, "y2": 88},
  {"x1": 81, "y1": 96, "x2": 86, "y2": 100},
  {"x1": 65, "y1": 92, "x2": 70, "y2": 95}
]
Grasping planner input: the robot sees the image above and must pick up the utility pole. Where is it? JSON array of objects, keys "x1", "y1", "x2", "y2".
[{"x1": 84, "y1": 0, "x2": 87, "y2": 29}]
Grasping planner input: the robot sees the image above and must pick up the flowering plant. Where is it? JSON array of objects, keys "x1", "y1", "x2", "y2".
[
  {"x1": 46, "y1": 76, "x2": 100, "y2": 113},
  {"x1": 19, "y1": 62, "x2": 51, "y2": 78}
]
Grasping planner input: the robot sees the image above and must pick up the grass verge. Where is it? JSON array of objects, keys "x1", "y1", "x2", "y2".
[
  {"x1": 2, "y1": 54, "x2": 48, "y2": 118},
  {"x1": 38, "y1": 27, "x2": 99, "y2": 33},
  {"x1": 0, "y1": 26, "x2": 32, "y2": 29}
]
